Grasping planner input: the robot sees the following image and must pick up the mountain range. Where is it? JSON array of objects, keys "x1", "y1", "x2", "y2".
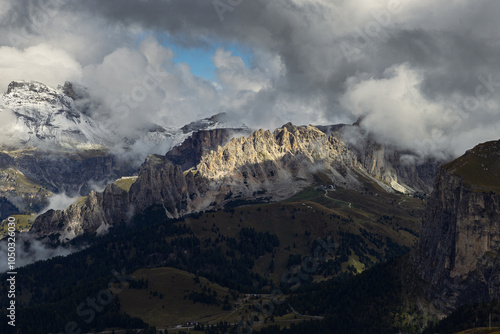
[
  {"x1": 29, "y1": 121, "x2": 440, "y2": 243},
  {"x1": 0, "y1": 80, "x2": 498, "y2": 333}
]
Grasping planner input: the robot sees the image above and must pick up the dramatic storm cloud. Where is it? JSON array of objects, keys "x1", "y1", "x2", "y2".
[{"x1": 1, "y1": 0, "x2": 499, "y2": 158}]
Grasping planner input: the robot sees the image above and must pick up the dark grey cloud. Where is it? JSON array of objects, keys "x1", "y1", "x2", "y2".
[{"x1": 1, "y1": 0, "x2": 500, "y2": 158}]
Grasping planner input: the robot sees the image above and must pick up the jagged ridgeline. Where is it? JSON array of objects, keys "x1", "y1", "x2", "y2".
[{"x1": 30, "y1": 121, "x2": 440, "y2": 242}]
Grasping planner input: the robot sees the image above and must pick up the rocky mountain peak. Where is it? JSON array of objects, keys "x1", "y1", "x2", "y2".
[
  {"x1": 274, "y1": 123, "x2": 327, "y2": 143},
  {"x1": 1, "y1": 80, "x2": 117, "y2": 151},
  {"x1": 166, "y1": 127, "x2": 250, "y2": 171},
  {"x1": 5, "y1": 80, "x2": 77, "y2": 108},
  {"x1": 195, "y1": 123, "x2": 362, "y2": 193},
  {"x1": 30, "y1": 122, "x2": 441, "y2": 242},
  {"x1": 5, "y1": 80, "x2": 74, "y2": 111},
  {"x1": 6, "y1": 80, "x2": 52, "y2": 95},
  {"x1": 61, "y1": 81, "x2": 78, "y2": 100}
]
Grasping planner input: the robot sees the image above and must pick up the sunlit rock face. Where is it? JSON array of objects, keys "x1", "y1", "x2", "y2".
[{"x1": 32, "y1": 123, "x2": 440, "y2": 242}]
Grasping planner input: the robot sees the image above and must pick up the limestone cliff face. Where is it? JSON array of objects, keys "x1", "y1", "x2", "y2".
[
  {"x1": 128, "y1": 155, "x2": 201, "y2": 217},
  {"x1": 31, "y1": 123, "x2": 439, "y2": 241},
  {"x1": 135, "y1": 123, "x2": 425, "y2": 216},
  {"x1": 165, "y1": 128, "x2": 249, "y2": 170},
  {"x1": 411, "y1": 139, "x2": 500, "y2": 311},
  {"x1": 357, "y1": 143, "x2": 439, "y2": 194},
  {"x1": 196, "y1": 123, "x2": 365, "y2": 199},
  {"x1": 32, "y1": 156, "x2": 202, "y2": 241},
  {"x1": 196, "y1": 123, "x2": 438, "y2": 197},
  {"x1": 31, "y1": 183, "x2": 129, "y2": 241}
]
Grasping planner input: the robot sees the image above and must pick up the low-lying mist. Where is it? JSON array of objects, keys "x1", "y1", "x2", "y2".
[{"x1": 0, "y1": 232, "x2": 84, "y2": 273}]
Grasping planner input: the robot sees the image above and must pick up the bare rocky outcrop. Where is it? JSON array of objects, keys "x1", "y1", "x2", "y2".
[
  {"x1": 195, "y1": 123, "x2": 365, "y2": 198},
  {"x1": 165, "y1": 128, "x2": 249, "y2": 170},
  {"x1": 356, "y1": 142, "x2": 439, "y2": 194},
  {"x1": 128, "y1": 155, "x2": 202, "y2": 217},
  {"x1": 31, "y1": 123, "x2": 440, "y2": 241},
  {"x1": 197, "y1": 123, "x2": 438, "y2": 197},
  {"x1": 32, "y1": 156, "x2": 204, "y2": 241},
  {"x1": 31, "y1": 183, "x2": 129, "y2": 241}
]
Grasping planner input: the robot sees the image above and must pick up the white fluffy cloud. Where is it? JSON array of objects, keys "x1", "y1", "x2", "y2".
[
  {"x1": 40, "y1": 193, "x2": 79, "y2": 213},
  {"x1": 0, "y1": 44, "x2": 82, "y2": 90},
  {"x1": 214, "y1": 47, "x2": 272, "y2": 93},
  {"x1": 81, "y1": 37, "x2": 221, "y2": 130},
  {"x1": 341, "y1": 63, "x2": 500, "y2": 158},
  {"x1": 0, "y1": 107, "x2": 21, "y2": 148},
  {"x1": 341, "y1": 65, "x2": 444, "y2": 153}
]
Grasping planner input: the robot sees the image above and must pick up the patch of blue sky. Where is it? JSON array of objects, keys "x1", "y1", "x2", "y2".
[
  {"x1": 170, "y1": 43, "x2": 252, "y2": 81},
  {"x1": 135, "y1": 32, "x2": 252, "y2": 81}
]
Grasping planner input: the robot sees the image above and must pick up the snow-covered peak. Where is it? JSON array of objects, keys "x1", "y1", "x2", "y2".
[
  {"x1": 5, "y1": 81, "x2": 77, "y2": 112},
  {"x1": 0, "y1": 81, "x2": 248, "y2": 158},
  {"x1": 5, "y1": 80, "x2": 81, "y2": 115},
  {"x1": 1, "y1": 80, "x2": 118, "y2": 151}
]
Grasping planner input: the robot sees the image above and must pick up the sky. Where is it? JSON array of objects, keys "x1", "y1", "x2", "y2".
[
  {"x1": 169, "y1": 43, "x2": 253, "y2": 81},
  {"x1": 1, "y1": 0, "x2": 500, "y2": 159}
]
